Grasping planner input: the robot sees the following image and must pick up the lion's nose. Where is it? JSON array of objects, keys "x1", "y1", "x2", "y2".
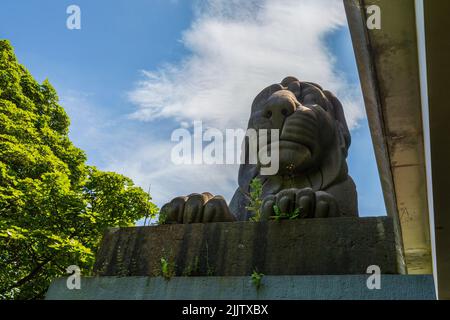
[{"x1": 263, "y1": 91, "x2": 298, "y2": 128}]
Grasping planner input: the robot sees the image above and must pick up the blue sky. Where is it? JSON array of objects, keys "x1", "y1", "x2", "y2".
[{"x1": 0, "y1": 0, "x2": 386, "y2": 217}]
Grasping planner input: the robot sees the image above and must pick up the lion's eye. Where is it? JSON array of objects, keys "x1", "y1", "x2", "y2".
[
  {"x1": 266, "y1": 110, "x2": 272, "y2": 118},
  {"x1": 281, "y1": 108, "x2": 288, "y2": 116}
]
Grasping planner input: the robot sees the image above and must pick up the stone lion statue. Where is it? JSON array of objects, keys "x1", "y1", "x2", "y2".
[{"x1": 161, "y1": 76, "x2": 358, "y2": 223}]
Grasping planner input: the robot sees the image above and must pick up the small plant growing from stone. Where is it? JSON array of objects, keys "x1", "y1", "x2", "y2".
[
  {"x1": 273, "y1": 205, "x2": 300, "y2": 221},
  {"x1": 160, "y1": 257, "x2": 175, "y2": 280},
  {"x1": 182, "y1": 256, "x2": 200, "y2": 276},
  {"x1": 115, "y1": 245, "x2": 129, "y2": 276},
  {"x1": 157, "y1": 210, "x2": 167, "y2": 225},
  {"x1": 246, "y1": 178, "x2": 263, "y2": 222},
  {"x1": 251, "y1": 270, "x2": 264, "y2": 291},
  {"x1": 205, "y1": 241, "x2": 215, "y2": 276}
]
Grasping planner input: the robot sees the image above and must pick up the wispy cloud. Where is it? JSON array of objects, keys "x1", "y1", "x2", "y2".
[
  {"x1": 103, "y1": 140, "x2": 240, "y2": 205},
  {"x1": 65, "y1": 0, "x2": 367, "y2": 210},
  {"x1": 128, "y1": 0, "x2": 364, "y2": 130}
]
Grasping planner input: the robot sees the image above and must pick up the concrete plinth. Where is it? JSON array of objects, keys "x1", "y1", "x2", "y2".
[
  {"x1": 45, "y1": 275, "x2": 435, "y2": 300},
  {"x1": 93, "y1": 217, "x2": 405, "y2": 276}
]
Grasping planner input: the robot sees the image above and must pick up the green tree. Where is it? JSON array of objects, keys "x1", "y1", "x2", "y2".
[{"x1": 0, "y1": 40, "x2": 158, "y2": 299}]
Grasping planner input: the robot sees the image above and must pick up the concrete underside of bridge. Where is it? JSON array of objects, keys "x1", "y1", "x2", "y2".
[{"x1": 344, "y1": 0, "x2": 450, "y2": 299}]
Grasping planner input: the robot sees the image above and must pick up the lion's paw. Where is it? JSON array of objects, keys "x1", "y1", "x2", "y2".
[
  {"x1": 160, "y1": 192, "x2": 236, "y2": 224},
  {"x1": 260, "y1": 188, "x2": 339, "y2": 220}
]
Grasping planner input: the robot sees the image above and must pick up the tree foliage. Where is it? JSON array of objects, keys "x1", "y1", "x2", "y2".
[{"x1": 0, "y1": 40, "x2": 158, "y2": 299}]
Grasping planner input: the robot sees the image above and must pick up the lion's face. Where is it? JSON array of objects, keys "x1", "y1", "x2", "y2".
[{"x1": 247, "y1": 76, "x2": 350, "y2": 177}]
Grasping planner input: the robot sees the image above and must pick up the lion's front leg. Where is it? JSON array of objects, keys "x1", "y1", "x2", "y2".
[
  {"x1": 260, "y1": 188, "x2": 340, "y2": 220},
  {"x1": 160, "y1": 192, "x2": 236, "y2": 224}
]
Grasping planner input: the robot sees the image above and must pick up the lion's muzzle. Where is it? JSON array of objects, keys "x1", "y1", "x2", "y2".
[
  {"x1": 256, "y1": 89, "x2": 332, "y2": 175},
  {"x1": 262, "y1": 90, "x2": 299, "y2": 129}
]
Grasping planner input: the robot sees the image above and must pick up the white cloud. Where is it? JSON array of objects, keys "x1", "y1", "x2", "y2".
[
  {"x1": 65, "y1": 0, "x2": 367, "y2": 212},
  {"x1": 103, "y1": 140, "x2": 240, "y2": 206},
  {"x1": 128, "y1": 0, "x2": 364, "y2": 130}
]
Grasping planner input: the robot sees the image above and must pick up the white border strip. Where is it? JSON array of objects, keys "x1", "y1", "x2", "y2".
[{"x1": 414, "y1": 0, "x2": 438, "y2": 299}]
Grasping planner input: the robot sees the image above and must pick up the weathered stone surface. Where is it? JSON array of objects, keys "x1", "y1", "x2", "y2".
[
  {"x1": 93, "y1": 217, "x2": 405, "y2": 276},
  {"x1": 45, "y1": 275, "x2": 435, "y2": 300}
]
